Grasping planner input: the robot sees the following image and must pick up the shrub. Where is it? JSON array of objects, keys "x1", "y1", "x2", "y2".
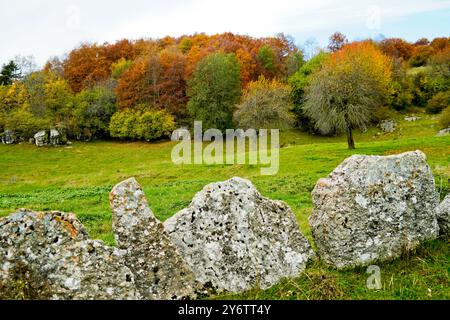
[
  {"x1": 426, "y1": 91, "x2": 450, "y2": 114},
  {"x1": 109, "y1": 108, "x2": 175, "y2": 141},
  {"x1": 5, "y1": 103, "x2": 50, "y2": 139},
  {"x1": 135, "y1": 110, "x2": 175, "y2": 141},
  {"x1": 440, "y1": 106, "x2": 450, "y2": 129},
  {"x1": 109, "y1": 110, "x2": 136, "y2": 139}
]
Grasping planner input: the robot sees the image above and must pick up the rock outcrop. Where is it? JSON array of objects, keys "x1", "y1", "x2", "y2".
[
  {"x1": 309, "y1": 150, "x2": 439, "y2": 268},
  {"x1": 436, "y1": 194, "x2": 450, "y2": 239},
  {"x1": 164, "y1": 177, "x2": 314, "y2": 293},
  {"x1": 380, "y1": 120, "x2": 396, "y2": 133},
  {"x1": 437, "y1": 128, "x2": 450, "y2": 137},
  {"x1": 110, "y1": 178, "x2": 198, "y2": 299},
  {"x1": 0, "y1": 210, "x2": 140, "y2": 299}
]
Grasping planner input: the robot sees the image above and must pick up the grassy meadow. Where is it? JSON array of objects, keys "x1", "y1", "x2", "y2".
[{"x1": 0, "y1": 112, "x2": 449, "y2": 299}]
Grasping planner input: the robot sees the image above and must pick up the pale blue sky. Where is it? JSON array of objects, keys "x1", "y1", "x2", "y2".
[{"x1": 1, "y1": 0, "x2": 449, "y2": 66}]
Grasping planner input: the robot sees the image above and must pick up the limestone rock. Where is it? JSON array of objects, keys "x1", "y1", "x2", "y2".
[
  {"x1": 380, "y1": 120, "x2": 396, "y2": 133},
  {"x1": 164, "y1": 177, "x2": 315, "y2": 293},
  {"x1": 0, "y1": 210, "x2": 140, "y2": 299},
  {"x1": 437, "y1": 128, "x2": 450, "y2": 137},
  {"x1": 309, "y1": 150, "x2": 439, "y2": 268},
  {"x1": 436, "y1": 194, "x2": 450, "y2": 239},
  {"x1": 1, "y1": 130, "x2": 15, "y2": 144},
  {"x1": 33, "y1": 129, "x2": 63, "y2": 147},
  {"x1": 110, "y1": 178, "x2": 197, "y2": 299}
]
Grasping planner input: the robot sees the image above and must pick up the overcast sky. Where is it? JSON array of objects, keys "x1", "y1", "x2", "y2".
[{"x1": 1, "y1": 0, "x2": 450, "y2": 66}]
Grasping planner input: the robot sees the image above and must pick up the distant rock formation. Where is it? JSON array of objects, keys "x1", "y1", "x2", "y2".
[{"x1": 379, "y1": 119, "x2": 396, "y2": 133}]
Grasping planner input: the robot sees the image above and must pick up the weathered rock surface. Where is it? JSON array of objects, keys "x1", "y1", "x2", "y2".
[
  {"x1": 309, "y1": 150, "x2": 439, "y2": 268},
  {"x1": 110, "y1": 178, "x2": 198, "y2": 299},
  {"x1": 437, "y1": 128, "x2": 450, "y2": 137},
  {"x1": 34, "y1": 129, "x2": 63, "y2": 147},
  {"x1": 1, "y1": 130, "x2": 15, "y2": 144},
  {"x1": 380, "y1": 120, "x2": 396, "y2": 133},
  {"x1": 0, "y1": 210, "x2": 140, "y2": 299},
  {"x1": 164, "y1": 177, "x2": 315, "y2": 293},
  {"x1": 436, "y1": 194, "x2": 450, "y2": 239}
]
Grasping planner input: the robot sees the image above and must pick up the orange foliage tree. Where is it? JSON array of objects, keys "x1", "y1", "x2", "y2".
[{"x1": 304, "y1": 41, "x2": 392, "y2": 149}]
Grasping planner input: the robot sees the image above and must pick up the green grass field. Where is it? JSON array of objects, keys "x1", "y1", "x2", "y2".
[{"x1": 0, "y1": 112, "x2": 449, "y2": 299}]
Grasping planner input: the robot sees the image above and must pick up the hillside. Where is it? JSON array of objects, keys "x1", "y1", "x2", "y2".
[{"x1": 0, "y1": 111, "x2": 449, "y2": 300}]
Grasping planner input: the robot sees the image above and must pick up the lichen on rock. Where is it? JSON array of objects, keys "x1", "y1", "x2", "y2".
[
  {"x1": 436, "y1": 194, "x2": 450, "y2": 239},
  {"x1": 309, "y1": 150, "x2": 439, "y2": 268},
  {"x1": 109, "y1": 177, "x2": 198, "y2": 299},
  {"x1": 164, "y1": 177, "x2": 315, "y2": 293},
  {"x1": 0, "y1": 210, "x2": 140, "y2": 299}
]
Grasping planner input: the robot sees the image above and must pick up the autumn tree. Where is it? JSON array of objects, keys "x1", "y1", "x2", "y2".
[
  {"x1": 115, "y1": 46, "x2": 187, "y2": 117},
  {"x1": 327, "y1": 32, "x2": 348, "y2": 52},
  {"x1": 63, "y1": 40, "x2": 134, "y2": 93},
  {"x1": 234, "y1": 76, "x2": 294, "y2": 129},
  {"x1": 304, "y1": 42, "x2": 392, "y2": 149},
  {"x1": 187, "y1": 52, "x2": 241, "y2": 131},
  {"x1": 379, "y1": 38, "x2": 414, "y2": 62}
]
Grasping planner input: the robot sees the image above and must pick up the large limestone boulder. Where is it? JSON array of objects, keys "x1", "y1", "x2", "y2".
[
  {"x1": 0, "y1": 210, "x2": 140, "y2": 299},
  {"x1": 110, "y1": 178, "x2": 198, "y2": 299},
  {"x1": 436, "y1": 194, "x2": 450, "y2": 239},
  {"x1": 164, "y1": 177, "x2": 315, "y2": 293},
  {"x1": 309, "y1": 150, "x2": 439, "y2": 268}
]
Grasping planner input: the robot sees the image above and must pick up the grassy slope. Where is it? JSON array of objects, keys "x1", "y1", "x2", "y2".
[{"x1": 0, "y1": 113, "x2": 449, "y2": 299}]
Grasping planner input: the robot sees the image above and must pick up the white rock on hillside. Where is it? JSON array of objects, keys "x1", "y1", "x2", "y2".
[
  {"x1": 164, "y1": 177, "x2": 315, "y2": 293},
  {"x1": 309, "y1": 150, "x2": 439, "y2": 268}
]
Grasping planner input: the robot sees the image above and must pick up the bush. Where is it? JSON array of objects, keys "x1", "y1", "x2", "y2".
[
  {"x1": 389, "y1": 80, "x2": 413, "y2": 111},
  {"x1": 5, "y1": 103, "x2": 50, "y2": 139},
  {"x1": 109, "y1": 108, "x2": 175, "y2": 141},
  {"x1": 426, "y1": 91, "x2": 450, "y2": 114},
  {"x1": 109, "y1": 110, "x2": 136, "y2": 139},
  {"x1": 135, "y1": 110, "x2": 176, "y2": 141},
  {"x1": 440, "y1": 106, "x2": 450, "y2": 129}
]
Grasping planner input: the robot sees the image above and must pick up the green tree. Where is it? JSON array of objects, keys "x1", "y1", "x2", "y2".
[
  {"x1": 258, "y1": 45, "x2": 276, "y2": 75},
  {"x1": 187, "y1": 52, "x2": 241, "y2": 131},
  {"x1": 288, "y1": 51, "x2": 328, "y2": 129},
  {"x1": 303, "y1": 42, "x2": 392, "y2": 149},
  {"x1": 74, "y1": 83, "x2": 117, "y2": 139},
  {"x1": 0, "y1": 61, "x2": 21, "y2": 85}
]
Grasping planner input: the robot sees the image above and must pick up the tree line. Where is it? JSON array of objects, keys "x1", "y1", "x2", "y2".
[{"x1": 0, "y1": 32, "x2": 449, "y2": 148}]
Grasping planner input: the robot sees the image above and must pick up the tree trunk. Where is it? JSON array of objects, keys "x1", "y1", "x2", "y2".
[{"x1": 346, "y1": 125, "x2": 355, "y2": 149}]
